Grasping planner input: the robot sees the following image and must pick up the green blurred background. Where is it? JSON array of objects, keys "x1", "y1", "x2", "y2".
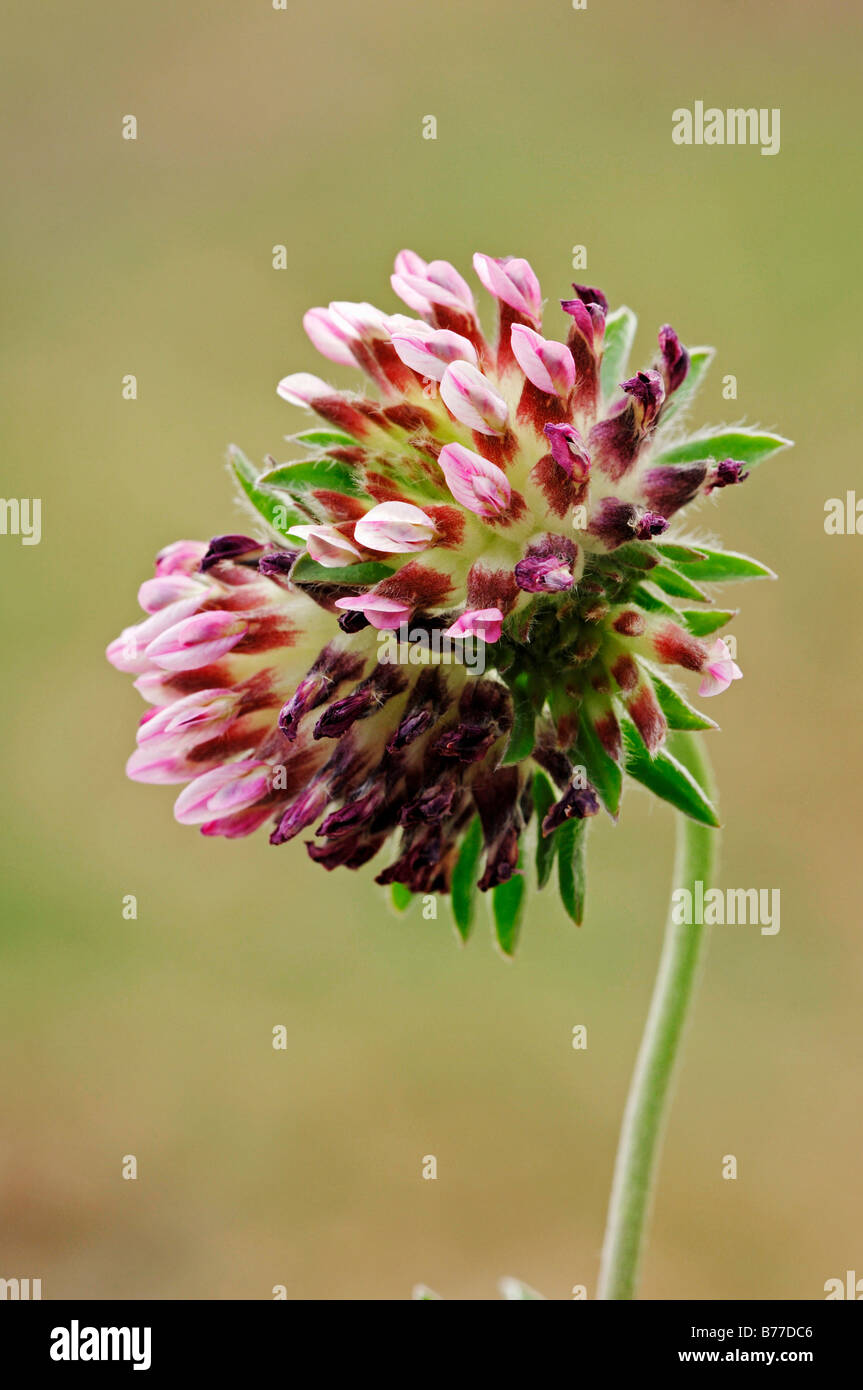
[{"x1": 2, "y1": 0, "x2": 861, "y2": 1299}]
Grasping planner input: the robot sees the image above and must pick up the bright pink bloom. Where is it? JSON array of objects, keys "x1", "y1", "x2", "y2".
[
  {"x1": 444, "y1": 608, "x2": 504, "y2": 643},
  {"x1": 155, "y1": 540, "x2": 208, "y2": 576},
  {"x1": 698, "y1": 638, "x2": 743, "y2": 697},
  {"x1": 333, "y1": 594, "x2": 413, "y2": 630}
]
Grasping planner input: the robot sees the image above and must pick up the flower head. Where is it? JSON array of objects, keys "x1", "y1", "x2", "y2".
[{"x1": 107, "y1": 251, "x2": 790, "y2": 947}]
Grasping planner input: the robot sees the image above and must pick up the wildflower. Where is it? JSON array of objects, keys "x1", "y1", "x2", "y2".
[{"x1": 107, "y1": 251, "x2": 790, "y2": 946}]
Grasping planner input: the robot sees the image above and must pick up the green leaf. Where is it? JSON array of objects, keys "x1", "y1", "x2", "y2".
[
  {"x1": 259, "y1": 456, "x2": 366, "y2": 498},
  {"x1": 657, "y1": 346, "x2": 714, "y2": 424},
  {"x1": 557, "y1": 819, "x2": 587, "y2": 925},
  {"x1": 229, "y1": 445, "x2": 303, "y2": 537},
  {"x1": 653, "y1": 427, "x2": 792, "y2": 468},
  {"x1": 649, "y1": 563, "x2": 712, "y2": 602},
  {"x1": 679, "y1": 607, "x2": 736, "y2": 637},
  {"x1": 577, "y1": 715, "x2": 623, "y2": 816},
  {"x1": 450, "y1": 816, "x2": 483, "y2": 942},
  {"x1": 390, "y1": 882, "x2": 413, "y2": 912},
  {"x1": 532, "y1": 772, "x2": 558, "y2": 888},
  {"x1": 290, "y1": 554, "x2": 395, "y2": 587},
  {"x1": 501, "y1": 673, "x2": 537, "y2": 765},
  {"x1": 293, "y1": 428, "x2": 359, "y2": 450},
  {"x1": 492, "y1": 868, "x2": 526, "y2": 956},
  {"x1": 600, "y1": 306, "x2": 637, "y2": 401},
  {"x1": 624, "y1": 722, "x2": 720, "y2": 826},
  {"x1": 498, "y1": 1277, "x2": 546, "y2": 1300},
  {"x1": 672, "y1": 547, "x2": 775, "y2": 583},
  {"x1": 607, "y1": 541, "x2": 660, "y2": 572},
  {"x1": 650, "y1": 673, "x2": 718, "y2": 732},
  {"x1": 632, "y1": 584, "x2": 678, "y2": 619},
  {"x1": 651, "y1": 542, "x2": 708, "y2": 564}
]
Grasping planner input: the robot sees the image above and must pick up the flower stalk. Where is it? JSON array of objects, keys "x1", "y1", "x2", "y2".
[{"x1": 597, "y1": 731, "x2": 719, "y2": 1300}]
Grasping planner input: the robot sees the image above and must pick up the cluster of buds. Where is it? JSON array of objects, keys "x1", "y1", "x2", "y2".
[{"x1": 107, "y1": 251, "x2": 788, "y2": 944}]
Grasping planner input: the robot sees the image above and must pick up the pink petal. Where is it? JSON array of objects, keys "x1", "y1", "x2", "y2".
[
  {"x1": 174, "y1": 761, "x2": 272, "y2": 825},
  {"x1": 136, "y1": 689, "x2": 234, "y2": 744},
  {"x1": 137, "y1": 574, "x2": 205, "y2": 613},
  {"x1": 391, "y1": 257, "x2": 475, "y2": 317},
  {"x1": 334, "y1": 595, "x2": 412, "y2": 630},
  {"x1": 288, "y1": 523, "x2": 364, "y2": 567},
  {"x1": 389, "y1": 321, "x2": 477, "y2": 381},
  {"x1": 698, "y1": 639, "x2": 743, "y2": 697},
  {"x1": 353, "y1": 502, "x2": 435, "y2": 554},
  {"x1": 276, "y1": 373, "x2": 331, "y2": 406},
  {"x1": 444, "y1": 608, "x2": 504, "y2": 643},
  {"x1": 106, "y1": 595, "x2": 204, "y2": 672},
  {"x1": 394, "y1": 249, "x2": 428, "y2": 278},
  {"x1": 473, "y1": 253, "x2": 542, "y2": 324},
  {"x1": 437, "y1": 442, "x2": 512, "y2": 518},
  {"x1": 303, "y1": 307, "x2": 358, "y2": 367},
  {"x1": 439, "y1": 361, "x2": 508, "y2": 436},
  {"x1": 155, "y1": 540, "x2": 208, "y2": 576},
  {"x1": 145, "y1": 611, "x2": 247, "y2": 672},
  {"x1": 510, "y1": 324, "x2": 576, "y2": 397}
]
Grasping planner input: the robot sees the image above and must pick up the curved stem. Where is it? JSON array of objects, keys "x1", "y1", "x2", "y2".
[{"x1": 597, "y1": 733, "x2": 719, "y2": 1301}]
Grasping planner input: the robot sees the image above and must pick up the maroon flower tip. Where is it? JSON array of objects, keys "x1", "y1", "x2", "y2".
[
  {"x1": 570, "y1": 283, "x2": 609, "y2": 313},
  {"x1": 337, "y1": 609, "x2": 371, "y2": 633},
  {"x1": 200, "y1": 534, "x2": 264, "y2": 572},
  {"x1": 258, "y1": 550, "x2": 300, "y2": 580},
  {"x1": 621, "y1": 370, "x2": 664, "y2": 416},
  {"x1": 632, "y1": 511, "x2": 669, "y2": 540},
  {"x1": 658, "y1": 325, "x2": 690, "y2": 394},
  {"x1": 541, "y1": 783, "x2": 600, "y2": 835},
  {"x1": 708, "y1": 458, "x2": 750, "y2": 490},
  {"x1": 543, "y1": 422, "x2": 591, "y2": 481}
]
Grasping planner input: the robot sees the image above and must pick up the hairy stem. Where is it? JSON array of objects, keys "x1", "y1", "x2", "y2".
[{"x1": 597, "y1": 732, "x2": 719, "y2": 1300}]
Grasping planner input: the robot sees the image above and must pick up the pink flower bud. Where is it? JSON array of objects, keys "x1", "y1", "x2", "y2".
[
  {"x1": 145, "y1": 611, "x2": 247, "y2": 671},
  {"x1": 472, "y1": 253, "x2": 542, "y2": 325},
  {"x1": 439, "y1": 361, "x2": 508, "y2": 436},
  {"x1": 137, "y1": 574, "x2": 205, "y2": 613},
  {"x1": 510, "y1": 325, "x2": 575, "y2": 397},
  {"x1": 276, "y1": 373, "x2": 331, "y2": 407},
  {"x1": 444, "y1": 608, "x2": 504, "y2": 643},
  {"x1": 174, "y1": 761, "x2": 273, "y2": 825},
  {"x1": 393, "y1": 249, "x2": 428, "y2": 278},
  {"x1": 389, "y1": 321, "x2": 478, "y2": 382},
  {"x1": 334, "y1": 594, "x2": 413, "y2": 630},
  {"x1": 136, "y1": 689, "x2": 236, "y2": 745},
  {"x1": 302, "y1": 307, "x2": 359, "y2": 367},
  {"x1": 288, "y1": 524, "x2": 364, "y2": 568},
  {"x1": 391, "y1": 253, "x2": 475, "y2": 316},
  {"x1": 105, "y1": 594, "x2": 205, "y2": 672},
  {"x1": 438, "y1": 443, "x2": 512, "y2": 518},
  {"x1": 155, "y1": 540, "x2": 208, "y2": 576},
  {"x1": 353, "y1": 502, "x2": 436, "y2": 554},
  {"x1": 328, "y1": 301, "x2": 389, "y2": 337},
  {"x1": 698, "y1": 638, "x2": 743, "y2": 697}
]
